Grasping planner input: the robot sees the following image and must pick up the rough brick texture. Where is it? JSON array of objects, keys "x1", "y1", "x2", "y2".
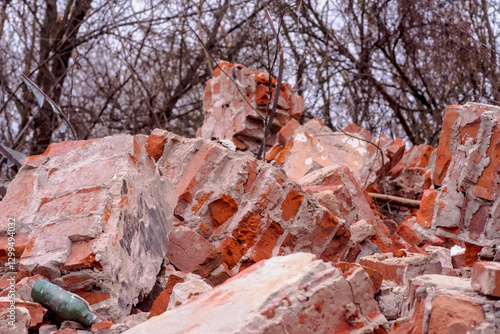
[
  {"x1": 152, "y1": 129, "x2": 355, "y2": 276},
  {"x1": 124, "y1": 253, "x2": 388, "y2": 333},
  {"x1": 412, "y1": 103, "x2": 500, "y2": 247},
  {"x1": 471, "y1": 261, "x2": 500, "y2": 297},
  {"x1": 0, "y1": 135, "x2": 176, "y2": 321},
  {"x1": 393, "y1": 275, "x2": 498, "y2": 333},
  {"x1": 197, "y1": 61, "x2": 304, "y2": 154},
  {"x1": 267, "y1": 119, "x2": 391, "y2": 186}
]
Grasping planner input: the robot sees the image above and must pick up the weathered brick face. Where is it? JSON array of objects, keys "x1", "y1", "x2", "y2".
[
  {"x1": 3, "y1": 60, "x2": 500, "y2": 333},
  {"x1": 152, "y1": 129, "x2": 355, "y2": 276},
  {"x1": 412, "y1": 103, "x2": 500, "y2": 248},
  {"x1": 0, "y1": 135, "x2": 176, "y2": 321},
  {"x1": 198, "y1": 62, "x2": 303, "y2": 154}
]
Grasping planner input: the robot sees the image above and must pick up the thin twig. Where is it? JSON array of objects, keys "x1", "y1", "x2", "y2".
[
  {"x1": 256, "y1": 8, "x2": 284, "y2": 160},
  {"x1": 368, "y1": 193, "x2": 420, "y2": 208}
]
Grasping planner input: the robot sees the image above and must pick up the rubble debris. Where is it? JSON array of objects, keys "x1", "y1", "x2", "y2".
[
  {"x1": 123, "y1": 253, "x2": 388, "y2": 334},
  {"x1": 151, "y1": 129, "x2": 356, "y2": 277},
  {"x1": 471, "y1": 261, "x2": 500, "y2": 297},
  {"x1": 359, "y1": 252, "x2": 442, "y2": 285},
  {"x1": 420, "y1": 103, "x2": 500, "y2": 248},
  {"x1": 0, "y1": 135, "x2": 177, "y2": 321},
  {"x1": 166, "y1": 274, "x2": 211, "y2": 311},
  {"x1": 0, "y1": 302, "x2": 31, "y2": 334},
  {"x1": 266, "y1": 119, "x2": 393, "y2": 186},
  {"x1": 0, "y1": 63, "x2": 500, "y2": 332},
  {"x1": 197, "y1": 61, "x2": 304, "y2": 154},
  {"x1": 393, "y1": 274, "x2": 499, "y2": 333}
]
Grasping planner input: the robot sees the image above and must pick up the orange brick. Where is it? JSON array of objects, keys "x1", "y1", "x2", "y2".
[
  {"x1": 208, "y1": 194, "x2": 238, "y2": 227},
  {"x1": 145, "y1": 134, "x2": 167, "y2": 161},
  {"x1": 280, "y1": 188, "x2": 304, "y2": 222},
  {"x1": 415, "y1": 189, "x2": 437, "y2": 228}
]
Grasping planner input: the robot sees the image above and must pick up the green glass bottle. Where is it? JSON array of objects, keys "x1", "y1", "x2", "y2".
[{"x1": 31, "y1": 279, "x2": 100, "y2": 327}]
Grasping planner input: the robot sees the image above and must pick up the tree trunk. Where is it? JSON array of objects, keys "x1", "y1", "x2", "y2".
[{"x1": 30, "y1": 0, "x2": 91, "y2": 155}]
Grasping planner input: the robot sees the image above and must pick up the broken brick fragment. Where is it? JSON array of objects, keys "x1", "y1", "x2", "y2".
[
  {"x1": 149, "y1": 275, "x2": 184, "y2": 318},
  {"x1": 464, "y1": 242, "x2": 483, "y2": 267},
  {"x1": 166, "y1": 225, "x2": 223, "y2": 277},
  {"x1": 209, "y1": 194, "x2": 238, "y2": 227},
  {"x1": 145, "y1": 134, "x2": 167, "y2": 161},
  {"x1": 471, "y1": 261, "x2": 500, "y2": 297}
]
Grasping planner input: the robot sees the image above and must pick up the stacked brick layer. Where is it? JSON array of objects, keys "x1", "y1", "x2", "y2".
[
  {"x1": 416, "y1": 103, "x2": 500, "y2": 246},
  {"x1": 198, "y1": 61, "x2": 304, "y2": 154},
  {"x1": 0, "y1": 135, "x2": 176, "y2": 321},
  {"x1": 150, "y1": 129, "x2": 355, "y2": 277}
]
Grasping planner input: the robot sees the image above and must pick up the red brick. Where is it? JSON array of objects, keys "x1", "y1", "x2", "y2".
[
  {"x1": 91, "y1": 321, "x2": 114, "y2": 331},
  {"x1": 0, "y1": 233, "x2": 29, "y2": 264},
  {"x1": 208, "y1": 194, "x2": 238, "y2": 227},
  {"x1": 243, "y1": 161, "x2": 258, "y2": 192},
  {"x1": 393, "y1": 249, "x2": 407, "y2": 258},
  {"x1": 220, "y1": 237, "x2": 247, "y2": 270},
  {"x1": 149, "y1": 275, "x2": 184, "y2": 318},
  {"x1": 277, "y1": 119, "x2": 301, "y2": 146},
  {"x1": 255, "y1": 84, "x2": 270, "y2": 105},
  {"x1": 74, "y1": 291, "x2": 110, "y2": 305},
  {"x1": 280, "y1": 188, "x2": 304, "y2": 221},
  {"x1": 309, "y1": 211, "x2": 339, "y2": 247},
  {"x1": 24, "y1": 139, "x2": 98, "y2": 164},
  {"x1": 452, "y1": 252, "x2": 465, "y2": 269},
  {"x1": 279, "y1": 233, "x2": 296, "y2": 255},
  {"x1": 384, "y1": 138, "x2": 406, "y2": 169},
  {"x1": 166, "y1": 225, "x2": 222, "y2": 277},
  {"x1": 213, "y1": 81, "x2": 221, "y2": 95},
  {"x1": 191, "y1": 192, "x2": 213, "y2": 215},
  {"x1": 320, "y1": 226, "x2": 351, "y2": 262},
  {"x1": 471, "y1": 261, "x2": 500, "y2": 297},
  {"x1": 0, "y1": 299, "x2": 44, "y2": 328},
  {"x1": 408, "y1": 145, "x2": 435, "y2": 168},
  {"x1": 174, "y1": 144, "x2": 218, "y2": 198},
  {"x1": 289, "y1": 94, "x2": 304, "y2": 119},
  {"x1": 231, "y1": 136, "x2": 246, "y2": 150},
  {"x1": 0, "y1": 274, "x2": 40, "y2": 299},
  {"x1": 360, "y1": 252, "x2": 442, "y2": 285},
  {"x1": 53, "y1": 329, "x2": 78, "y2": 334},
  {"x1": 415, "y1": 189, "x2": 437, "y2": 228},
  {"x1": 469, "y1": 205, "x2": 490, "y2": 240},
  {"x1": 37, "y1": 187, "x2": 104, "y2": 220},
  {"x1": 61, "y1": 238, "x2": 102, "y2": 273},
  {"x1": 213, "y1": 61, "x2": 234, "y2": 77},
  {"x1": 390, "y1": 146, "x2": 412, "y2": 177},
  {"x1": 203, "y1": 83, "x2": 212, "y2": 111},
  {"x1": 254, "y1": 74, "x2": 277, "y2": 86},
  {"x1": 232, "y1": 215, "x2": 262, "y2": 247},
  {"x1": 250, "y1": 222, "x2": 284, "y2": 263},
  {"x1": 343, "y1": 123, "x2": 372, "y2": 141},
  {"x1": 433, "y1": 105, "x2": 461, "y2": 186},
  {"x1": 427, "y1": 295, "x2": 485, "y2": 334},
  {"x1": 392, "y1": 298, "x2": 425, "y2": 333},
  {"x1": 49, "y1": 159, "x2": 116, "y2": 195},
  {"x1": 335, "y1": 262, "x2": 383, "y2": 292},
  {"x1": 464, "y1": 242, "x2": 482, "y2": 267},
  {"x1": 472, "y1": 126, "x2": 500, "y2": 200},
  {"x1": 275, "y1": 140, "x2": 293, "y2": 166},
  {"x1": 396, "y1": 219, "x2": 425, "y2": 248},
  {"x1": 145, "y1": 134, "x2": 167, "y2": 161},
  {"x1": 0, "y1": 172, "x2": 37, "y2": 228}
]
